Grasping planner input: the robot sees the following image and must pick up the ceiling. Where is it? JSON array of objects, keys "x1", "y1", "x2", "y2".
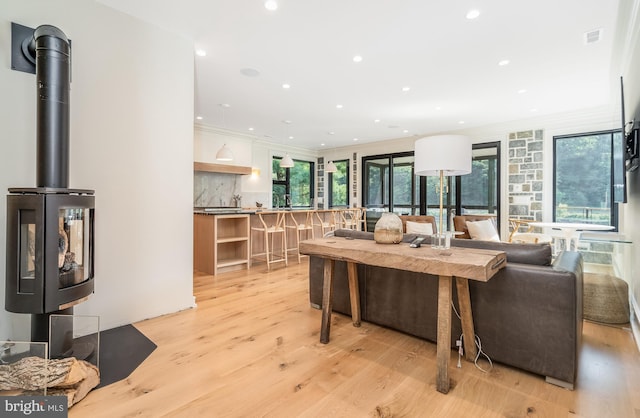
[{"x1": 98, "y1": 0, "x2": 623, "y2": 150}]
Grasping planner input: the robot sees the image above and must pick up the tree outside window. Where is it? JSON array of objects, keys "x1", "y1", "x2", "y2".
[{"x1": 554, "y1": 131, "x2": 622, "y2": 227}]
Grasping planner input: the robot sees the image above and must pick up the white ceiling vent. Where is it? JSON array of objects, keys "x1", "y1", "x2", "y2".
[{"x1": 584, "y1": 28, "x2": 602, "y2": 45}]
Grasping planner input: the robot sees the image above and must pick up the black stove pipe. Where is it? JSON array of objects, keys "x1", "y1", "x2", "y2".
[
  {"x1": 30, "y1": 25, "x2": 73, "y2": 346},
  {"x1": 32, "y1": 25, "x2": 70, "y2": 189}
]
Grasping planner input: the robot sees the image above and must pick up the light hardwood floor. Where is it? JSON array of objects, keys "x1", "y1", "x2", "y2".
[{"x1": 70, "y1": 260, "x2": 640, "y2": 418}]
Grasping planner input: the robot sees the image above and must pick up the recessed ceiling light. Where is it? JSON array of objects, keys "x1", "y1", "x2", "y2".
[
  {"x1": 196, "y1": 116, "x2": 203, "y2": 120},
  {"x1": 195, "y1": 49, "x2": 207, "y2": 57},
  {"x1": 353, "y1": 138, "x2": 359, "y2": 141},
  {"x1": 289, "y1": 136, "x2": 294, "y2": 140},
  {"x1": 435, "y1": 106, "x2": 442, "y2": 111},
  {"x1": 336, "y1": 104, "x2": 343, "y2": 109},
  {"x1": 321, "y1": 143, "x2": 326, "y2": 146},
  {"x1": 518, "y1": 89, "x2": 527, "y2": 94},
  {"x1": 531, "y1": 108, "x2": 538, "y2": 112},
  {"x1": 353, "y1": 55, "x2": 363, "y2": 63},
  {"x1": 248, "y1": 127, "x2": 254, "y2": 131},
  {"x1": 466, "y1": 9, "x2": 480, "y2": 19},
  {"x1": 282, "y1": 83, "x2": 290, "y2": 89},
  {"x1": 374, "y1": 119, "x2": 381, "y2": 123},
  {"x1": 498, "y1": 59, "x2": 510, "y2": 66},
  {"x1": 328, "y1": 131, "x2": 335, "y2": 135},
  {"x1": 459, "y1": 121, "x2": 466, "y2": 124},
  {"x1": 403, "y1": 129, "x2": 409, "y2": 133},
  {"x1": 240, "y1": 68, "x2": 260, "y2": 77},
  {"x1": 402, "y1": 86, "x2": 411, "y2": 92},
  {"x1": 264, "y1": 0, "x2": 278, "y2": 11}
]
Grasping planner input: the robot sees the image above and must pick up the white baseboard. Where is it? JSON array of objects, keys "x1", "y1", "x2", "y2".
[{"x1": 631, "y1": 296, "x2": 640, "y2": 352}]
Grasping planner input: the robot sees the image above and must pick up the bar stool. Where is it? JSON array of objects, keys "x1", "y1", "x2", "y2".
[
  {"x1": 285, "y1": 211, "x2": 315, "y2": 263},
  {"x1": 339, "y1": 208, "x2": 365, "y2": 231},
  {"x1": 313, "y1": 210, "x2": 337, "y2": 236},
  {"x1": 251, "y1": 212, "x2": 287, "y2": 270}
]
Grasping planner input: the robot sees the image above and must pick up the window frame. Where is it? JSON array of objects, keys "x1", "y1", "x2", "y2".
[
  {"x1": 328, "y1": 159, "x2": 350, "y2": 208},
  {"x1": 272, "y1": 157, "x2": 315, "y2": 208}
]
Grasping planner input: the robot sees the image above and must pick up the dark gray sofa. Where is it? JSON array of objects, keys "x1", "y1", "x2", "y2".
[{"x1": 308, "y1": 229, "x2": 584, "y2": 388}]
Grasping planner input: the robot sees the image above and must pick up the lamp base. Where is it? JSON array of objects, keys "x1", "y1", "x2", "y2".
[{"x1": 431, "y1": 232, "x2": 451, "y2": 249}]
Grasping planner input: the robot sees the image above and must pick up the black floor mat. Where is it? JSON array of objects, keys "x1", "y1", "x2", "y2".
[{"x1": 96, "y1": 324, "x2": 157, "y2": 388}]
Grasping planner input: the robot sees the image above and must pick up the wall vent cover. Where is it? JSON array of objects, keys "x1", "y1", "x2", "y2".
[{"x1": 584, "y1": 28, "x2": 602, "y2": 44}]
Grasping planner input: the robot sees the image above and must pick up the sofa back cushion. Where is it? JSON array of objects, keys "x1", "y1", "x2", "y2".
[
  {"x1": 334, "y1": 229, "x2": 375, "y2": 240},
  {"x1": 451, "y1": 238, "x2": 552, "y2": 266}
]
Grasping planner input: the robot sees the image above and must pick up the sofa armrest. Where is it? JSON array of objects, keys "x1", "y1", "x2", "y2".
[{"x1": 468, "y1": 251, "x2": 583, "y2": 385}]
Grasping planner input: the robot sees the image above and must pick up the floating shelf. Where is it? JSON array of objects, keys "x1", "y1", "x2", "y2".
[{"x1": 194, "y1": 162, "x2": 252, "y2": 175}]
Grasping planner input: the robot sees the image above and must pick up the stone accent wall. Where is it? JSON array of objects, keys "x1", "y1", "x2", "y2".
[
  {"x1": 508, "y1": 129, "x2": 544, "y2": 223},
  {"x1": 352, "y1": 152, "x2": 358, "y2": 204},
  {"x1": 317, "y1": 157, "x2": 325, "y2": 207}
]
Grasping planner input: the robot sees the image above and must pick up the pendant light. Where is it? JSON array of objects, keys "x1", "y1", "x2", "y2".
[
  {"x1": 280, "y1": 153, "x2": 294, "y2": 168},
  {"x1": 216, "y1": 104, "x2": 234, "y2": 161},
  {"x1": 326, "y1": 145, "x2": 337, "y2": 173},
  {"x1": 216, "y1": 144, "x2": 234, "y2": 161},
  {"x1": 279, "y1": 119, "x2": 294, "y2": 168}
]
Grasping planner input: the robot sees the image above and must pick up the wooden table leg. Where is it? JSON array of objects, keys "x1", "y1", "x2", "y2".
[
  {"x1": 436, "y1": 275, "x2": 452, "y2": 394},
  {"x1": 346, "y1": 262, "x2": 361, "y2": 327},
  {"x1": 320, "y1": 259, "x2": 335, "y2": 344},
  {"x1": 455, "y1": 277, "x2": 478, "y2": 361}
]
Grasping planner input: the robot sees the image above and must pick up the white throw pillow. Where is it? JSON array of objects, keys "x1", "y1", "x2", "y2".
[
  {"x1": 466, "y1": 219, "x2": 500, "y2": 241},
  {"x1": 405, "y1": 221, "x2": 433, "y2": 235}
]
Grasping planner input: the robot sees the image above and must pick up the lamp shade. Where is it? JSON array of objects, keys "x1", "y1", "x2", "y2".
[
  {"x1": 280, "y1": 154, "x2": 294, "y2": 168},
  {"x1": 414, "y1": 135, "x2": 472, "y2": 176},
  {"x1": 326, "y1": 160, "x2": 337, "y2": 173},
  {"x1": 216, "y1": 144, "x2": 234, "y2": 161}
]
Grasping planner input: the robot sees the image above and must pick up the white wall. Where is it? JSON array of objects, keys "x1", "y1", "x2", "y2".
[
  {"x1": 619, "y1": 0, "x2": 640, "y2": 331},
  {"x1": 0, "y1": 0, "x2": 195, "y2": 339}
]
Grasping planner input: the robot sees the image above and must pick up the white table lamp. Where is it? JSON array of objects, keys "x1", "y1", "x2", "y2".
[{"x1": 414, "y1": 135, "x2": 472, "y2": 247}]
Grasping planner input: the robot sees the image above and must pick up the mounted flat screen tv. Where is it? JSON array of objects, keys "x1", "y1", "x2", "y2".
[
  {"x1": 621, "y1": 76, "x2": 638, "y2": 172},
  {"x1": 626, "y1": 128, "x2": 639, "y2": 171}
]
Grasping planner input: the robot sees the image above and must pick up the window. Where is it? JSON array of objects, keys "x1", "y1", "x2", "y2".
[
  {"x1": 362, "y1": 143, "x2": 500, "y2": 231},
  {"x1": 554, "y1": 131, "x2": 623, "y2": 228},
  {"x1": 458, "y1": 142, "x2": 500, "y2": 216},
  {"x1": 272, "y1": 157, "x2": 315, "y2": 208},
  {"x1": 328, "y1": 159, "x2": 349, "y2": 207}
]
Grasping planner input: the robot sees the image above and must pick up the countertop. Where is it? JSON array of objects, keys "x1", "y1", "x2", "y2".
[{"x1": 194, "y1": 207, "x2": 257, "y2": 215}]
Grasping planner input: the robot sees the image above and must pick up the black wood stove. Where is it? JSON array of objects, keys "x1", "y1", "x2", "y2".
[{"x1": 5, "y1": 25, "x2": 95, "y2": 344}]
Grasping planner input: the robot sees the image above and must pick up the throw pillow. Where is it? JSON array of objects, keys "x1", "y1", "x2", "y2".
[
  {"x1": 466, "y1": 219, "x2": 500, "y2": 241},
  {"x1": 406, "y1": 220, "x2": 433, "y2": 235}
]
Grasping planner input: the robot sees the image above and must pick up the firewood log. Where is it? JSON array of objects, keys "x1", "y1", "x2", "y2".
[{"x1": 0, "y1": 356, "x2": 98, "y2": 392}]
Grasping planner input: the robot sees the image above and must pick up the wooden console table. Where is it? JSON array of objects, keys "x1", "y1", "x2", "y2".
[{"x1": 299, "y1": 237, "x2": 506, "y2": 394}]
